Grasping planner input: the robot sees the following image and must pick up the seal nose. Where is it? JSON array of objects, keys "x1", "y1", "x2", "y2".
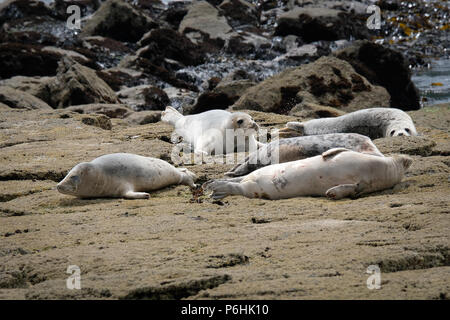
[{"x1": 398, "y1": 133, "x2": 404, "y2": 136}]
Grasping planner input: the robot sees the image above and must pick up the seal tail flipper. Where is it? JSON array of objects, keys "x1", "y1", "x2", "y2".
[
  {"x1": 321, "y1": 148, "x2": 350, "y2": 161},
  {"x1": 124, "y1": 191, "x2": 150, "y2": 199},
  {"x1": 203, "y1": 179, "x2": 243, "y2": 200},
  {"x1": 325, "y1": 184, "x2": 359, "y2": 200},
  {"x1": 286, "y1": 122, "x2": 305, "y2": 134},
  {"x1": 161, "y1": 106, "x2": 183, "y2": 126}
]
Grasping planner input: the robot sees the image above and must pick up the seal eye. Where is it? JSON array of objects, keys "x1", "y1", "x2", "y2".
[
  {"x1": 405, "y1": 128, "x2": 410, "y2": 134},
  {"x1": 237, "y1": 119, "x2": 244, "y2": 125},
  {"x1": 390, "y1": 130, "x2": 396, "y2": 136}
]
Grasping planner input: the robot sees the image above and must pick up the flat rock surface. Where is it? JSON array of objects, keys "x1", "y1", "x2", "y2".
[{"x1": 0, "y1": 105, "x2": 449, "y2": 299}]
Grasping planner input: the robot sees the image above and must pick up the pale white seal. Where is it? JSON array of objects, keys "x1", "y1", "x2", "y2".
[
  {"x1": 281, "y1": 108, "x2": 418, "y2": 139},
  {"x1": 161, "y1": 106, "x2": 259, "y2": 155},
  {"x1": 57, "y1": 153, "x2": 197, "y2": 199},
  {"x1": 204, "y1": 148, "x2": 412, "y2": 200},
  {"x1": 225, "y1": 133, "x2": 383, "y2": 177}
]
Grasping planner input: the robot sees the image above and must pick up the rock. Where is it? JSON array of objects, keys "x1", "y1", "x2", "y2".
[
  {"x1": 0, "y1": 43, "x2": 61, "y2": 79},
  {"x1": 81, "y1": 36, "x2": 133, "y2": 69},
  {"x1": 0, "y1": 31, "x2": 58, "y2": 46},
  {"x1": 232, "y1": 56, "x2": 390, "y2": 114},
  {"x1": 0, "y1": 86, "x2": 52, "y2": 110},
  {"x1": 81, "y1": 0, "x2": 158, "y2": 42},
  {"x1": 119, "y1": 55, "x2": 198, "y2": 92},
  {"x1": 289, "y1": 102, "x2": 346, "y2": 118},
  {"x1": 375, "y1": 136, "x2": 437, "y2": 157},
  {"x1": 274, "y1": 7, "x2": 369, "y2": 42},
  {"x1": 137, "y1": 28, "x2": 205, "y2": 68},
  {"x1": 179, "y1": 0, "x2": 232, "y2": 46},
  {"x1": 274, "y1": 44, "x2": 319, "y2": 62},
  {"x1": 53, "y1": 0, "x2": 102, "y2": 17},
  {"x1": 125, "y1": 110, "x2": 162, "y2": 125},
  {"x1": 80, "y1": 114, "x2": 112, "y2": 130},
  {"x1": 95, "y1": 67, "x2": 144, "y2": 91},
  {"x1": 0, "y1": 76, "x2": 54, "y2": 104},
  {"x1": 66, "y1": 103, "x2": 133, "y2": 118},
  {"x1": 48, "y1": 58, "x2": 120, "y2": 108},
  {"x1": 218, "y1": 0, "x2": 258, "y2": 27},
  {"x1": 0, "y1": 0, "x2": 54, "y2": 25},
  {"x1": 225, "y1": 32, "x2": 272, "y2": 56},
  {"x1": 117, "y1": 85, "x2": 170, "y2": 111},
  {"x1": 158, "y1": 2, "x2": 188, "y2": 29},
  {"x1": 334, "y1": 40, "x2": 421, "y2": 110},
  {"x1": 189, "y1": 79, "x2": 256, "y2": 114}
]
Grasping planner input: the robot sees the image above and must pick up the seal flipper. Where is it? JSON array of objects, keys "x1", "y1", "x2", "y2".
[
  {"x1": 325, "y1": 184, "x2": 359, "y2": 200},
  {"x1": 203, "y1": 179, "x2": 244, "y2": 199},
  {"x1": 124, "y1": 190, "x2": 150, "y2": 199},
  {"x1": 321, "y1": 148, "x2": 350, "y2": 161},
  {"x1": 286, "y1": 122, "x2": 305, "y2": 134}
]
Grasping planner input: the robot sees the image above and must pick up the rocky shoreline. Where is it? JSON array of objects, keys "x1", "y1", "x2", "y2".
[{"x1": 0, "y1": 0, "x2": 449, "y2": 299}]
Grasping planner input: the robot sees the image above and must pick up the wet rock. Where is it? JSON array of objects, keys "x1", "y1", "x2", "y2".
[
  {"x1": 119, "y1": 55, "x2": 198, "y2": 91},
  {"x1": 189, "y1": 79, "x2": 255, "y2": 114},
  {"x1": 81, "y1": 0, "x2": 158, "y2": 42},
  {"x1": 0, "y1": 43, "x2": 61, "y2": 79},
  {"x1": 48, "y1": 58, "x2": 120, "y2": 108},
  {"x1": 81, "y1": 36, "x2": 133, "y2": 69},
  {"x1": 274, "y1": 7, "x2": 369, "y2": 42},
  {"x1": 117, "y1": 85, "x2": 170, "y2": 111},
  {"x1": 218, "y1": 0, "x2": 258, "y2": 28},
  {"x1": 0, "y1": 76, "x2": 54, "y2": 104},
  {"x1": 125, "y1": 110, "x2": 162, "y2": 125},
  {"x1": 334, "y1": 40, "x2": 421, "y2": 110},
  {"x1": 137, "y1": 28, "x2": 205, "y2": 68},
  {"x1": 80, "y1": 114, "x2": 112, "y2": 130},
  {"x1": 158, "y1": 2, "x2": 188, "y2": 29},
  {"x1": 0, "y1": 31, "x2": 58, "y2": 46},
  {"x1": 95, "y1": 67, "x2": 144, "y2": 91},
  {"x1": 179, "y1": 0, "x2": 232, "y2": 47},
  {"x1": 66, "y1": 103, "x2": 133, "y2": 118},
  {"x1": 0, "y1": 86, "x2": 52, "y2": 110},
  {"x1": 53, "y1": 0, "x2": 102, "y2": 18},
  {"x1": 225, "y1": 32, "x2": 272, "y2": 57},
  {"x1": 0, "y1": 0, "x2": 55, "y2": 25},
  {"x1": 232, "y1": 56, "x2": 390, "y2": 114}
]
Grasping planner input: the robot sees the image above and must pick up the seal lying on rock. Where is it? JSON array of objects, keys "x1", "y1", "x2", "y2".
[
  {"x1": 204, "y1": 148, "x2": 412, "y2": 200},
  {"x1": 279, "y1": 108, "x2": 418, "y2": 139},
  {"x1": 161, "y1": 106, "x2": 259, "y2": 155},
  {"x1": 57, "y1": 153, "x2": 197, "y2": 199},
  {"x1": 225, "y1": 133, "x2": 383, "y2": 177}
]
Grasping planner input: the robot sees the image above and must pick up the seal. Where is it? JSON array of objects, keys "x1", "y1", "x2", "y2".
[
  {"x1": 279, "y1": 108, "x2": 418, "y2": 139},
  {"x1": 225, "y1": 133, "x2": 383, "y2": 177},
  {"x1": 204, "y1": 148, "x2": 412, "y2": 200},
  {"x1": 161, "y1": 106, "x2": 259, "y2": 155},
  {"x1": 57, "y1": 153, "x2": 197, "y2": 199}
]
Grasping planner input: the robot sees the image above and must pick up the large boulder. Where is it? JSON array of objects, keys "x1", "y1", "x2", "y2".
[
  {"x1": 274, "y1": 7, "x2": 369, "y2": 42},
  {"x1": 117, "y1": 85, "x2": 170, "y2": 111},
  {"x1": 0, "y1": 86, "x2": 52, "y2": 110},
  {"x1": 334, "y1": 40, "x2": 421, "y2": 110},
  {"x1": 81, "y1": 0, "x2": 158, "y2": 42},
  {"x1": 232, "y1": 56, "x2": 390, "y2": 114},
  {"x1": 48, "y1": 58, "x2": 120, "y2": 108},
  {"x1": 65, "y1": 103, "x2": 133, "y2": 118},
  {"x1": 179, "y1": 0, "x2": 232, "y2": 46},
  {"x1": 0, "y1": 43, "x2": 95, "y2": 79},
  {"x1": 0, "y1": 76, "x2": 54, "y2": 103},
  {"x1": 137, "y1": 28, "x2": 205, "y2": 68},
  {"x1": 218, "y1": 0, "x2": 259, "y2": 27}
]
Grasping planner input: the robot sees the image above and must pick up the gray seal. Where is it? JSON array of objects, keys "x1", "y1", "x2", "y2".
[
  {"x1": 225, "y1": 133, "x2": 383, "y2": 177},
  {"x1": 204, "y1": 148, "x2": 412, "y2": 200},
  {"x1": 57, "y1": 153, "x2": 197, "y2": 199},
  {"x1": 281, "y1": 108, "x2": 418, "y2": 139}
]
